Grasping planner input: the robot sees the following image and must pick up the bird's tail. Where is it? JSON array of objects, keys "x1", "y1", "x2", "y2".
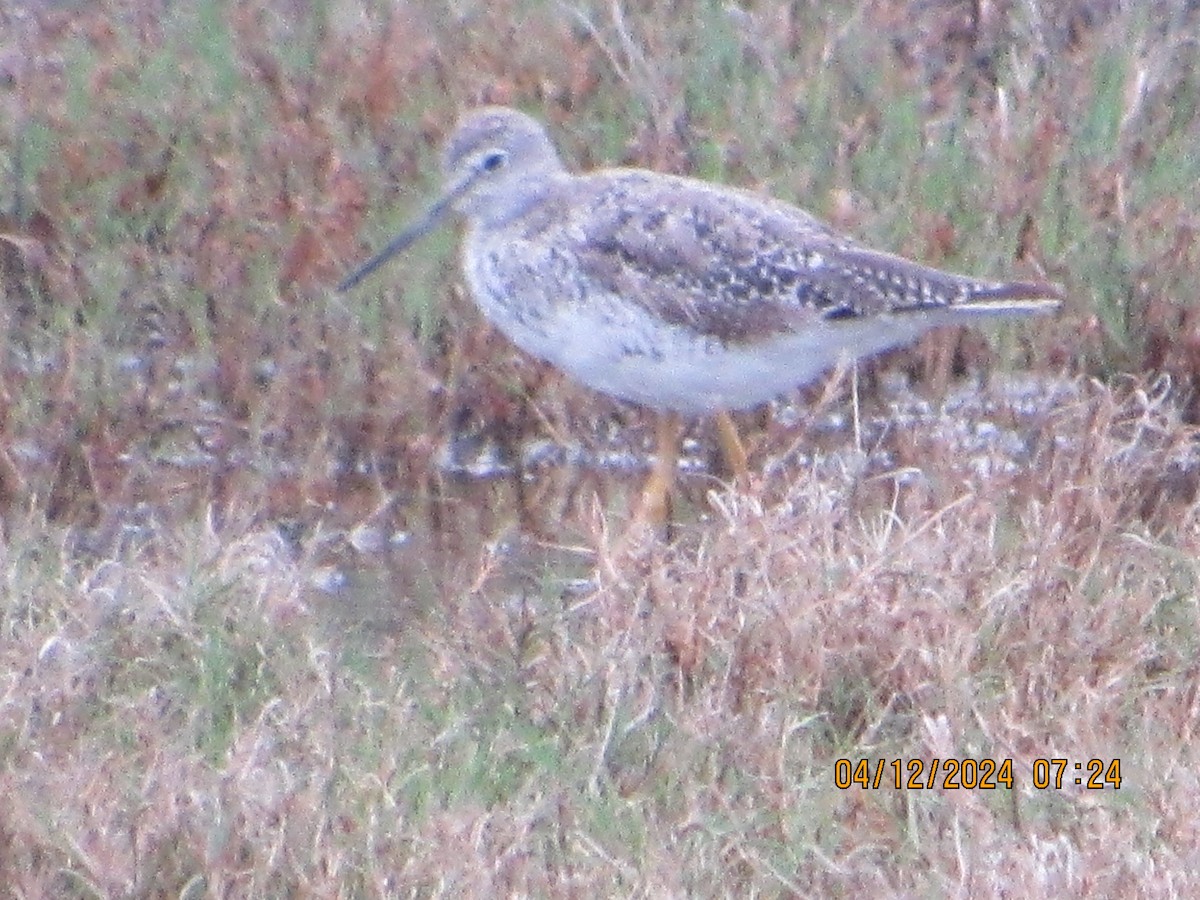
[{"x1": 955, "y1": 279, "x2": 1065, "y2": 316}]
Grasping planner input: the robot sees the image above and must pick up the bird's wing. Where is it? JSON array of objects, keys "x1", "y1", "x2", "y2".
[{"x1": 561, "y1": 172, "x2": 1056, "y2": 345}]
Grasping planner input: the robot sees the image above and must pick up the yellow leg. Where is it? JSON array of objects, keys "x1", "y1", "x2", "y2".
[
  {"x1": 632, "y1": 411, "x2": 683, "y2": 529},
  {"x1": 714, "y1": 410, "x2": 750, "y2": 484}
]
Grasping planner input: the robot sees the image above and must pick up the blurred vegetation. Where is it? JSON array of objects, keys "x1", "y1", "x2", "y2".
[
  {"x1": 0, "y1": 0, "x2": 1198, "y2": 530},
  {"x1": 3, "y1": 1, "x2": 1200, "y2": 894}
]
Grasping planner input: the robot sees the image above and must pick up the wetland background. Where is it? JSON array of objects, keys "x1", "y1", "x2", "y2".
[{"x1": 3, "y1": 1, "x2": 1200, "y2": 894}]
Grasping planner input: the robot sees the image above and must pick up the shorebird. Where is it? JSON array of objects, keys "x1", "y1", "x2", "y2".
[{"x1": 339, "y1": 106, "x2": 1062, "y2": 526}]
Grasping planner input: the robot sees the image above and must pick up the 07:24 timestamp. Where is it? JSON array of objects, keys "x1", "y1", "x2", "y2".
[{"x1": 834, "y1": 758, "x2": 1122, "y2": 790}]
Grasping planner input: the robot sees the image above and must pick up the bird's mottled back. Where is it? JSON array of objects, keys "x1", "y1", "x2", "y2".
[{"x1": 475, "y1": 164, "x2": 1061, "y2": 347}]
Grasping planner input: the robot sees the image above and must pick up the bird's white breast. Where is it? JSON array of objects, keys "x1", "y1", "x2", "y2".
[{"x1": 462, "y1": 227, "x2": 941, "y2": 414}]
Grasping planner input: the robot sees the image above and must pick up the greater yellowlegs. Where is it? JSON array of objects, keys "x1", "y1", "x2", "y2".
[{"x1": 340, "y1": 106, "x2": 1062, "y2": 524}]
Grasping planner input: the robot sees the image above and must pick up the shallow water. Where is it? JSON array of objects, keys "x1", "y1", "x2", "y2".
[{"x1": 301, "y1": 373, "x2": 1090, "y2": 635}]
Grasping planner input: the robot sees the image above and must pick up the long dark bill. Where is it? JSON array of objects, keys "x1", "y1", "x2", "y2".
[{"x1": 336, "y1": 159, "x2": 485, "y2": 292}]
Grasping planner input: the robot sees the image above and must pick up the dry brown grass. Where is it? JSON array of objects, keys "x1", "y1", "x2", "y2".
[
  {"x1": 2, "y1": 0, "x2": 1198, "y2": 526},
  {"x1": 2, "y1": 0, "x2": 1200, "y2": 895},
  {"x1": 2, "y1": 377, "x2": 1198, "y2": 895}
]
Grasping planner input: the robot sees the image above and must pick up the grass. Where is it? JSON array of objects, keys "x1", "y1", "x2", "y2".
[
  {"x1": 4, "y1": 379, "x2": 1198, "y2": 894},
  {"x1": 2, "y1": 0, "x2": 1200, "y2": 894}
]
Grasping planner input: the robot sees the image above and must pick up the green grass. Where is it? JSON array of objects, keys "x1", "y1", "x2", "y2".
[
  {"x1": 3, "y1": 0, "x2": 1200, "y2": 893},
  {"x1": 2, "y1": 380, "x2": 1198, "y2": 892}
]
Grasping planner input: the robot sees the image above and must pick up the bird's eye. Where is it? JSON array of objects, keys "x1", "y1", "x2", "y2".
[{"x1": 480, "y1": 149, "x2": 508, "y2": 172}]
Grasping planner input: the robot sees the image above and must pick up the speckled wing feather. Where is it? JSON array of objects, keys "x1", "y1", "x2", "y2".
[{"x1": 565, "y1": 172, "x2": 1055, "y2": 345}]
